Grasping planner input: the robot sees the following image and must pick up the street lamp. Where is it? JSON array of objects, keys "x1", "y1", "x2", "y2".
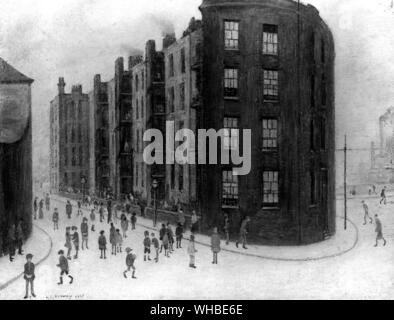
[{"x1": 152, "y1": 179, "x2": 159, "y2": 227}]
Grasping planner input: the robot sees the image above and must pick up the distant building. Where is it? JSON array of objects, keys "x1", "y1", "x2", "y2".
[
  {"x1": 0, "y1": 57, "x2": 34, "y2": 252},
  {"x1": 50, "y1": 79, "x2": 90, "y2": 194}
]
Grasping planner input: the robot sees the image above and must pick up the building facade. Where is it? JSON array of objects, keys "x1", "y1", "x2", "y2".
[
  {"x1": 198, "y1": 0, "x2": 336, "y2": 245},
  {"x1": 50, "y1": 79, "x2": 90, "y2": 194}
]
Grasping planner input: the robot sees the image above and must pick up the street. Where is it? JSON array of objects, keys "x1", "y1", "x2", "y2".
[{"x1": 1, "y1": 194, "x2": 394, "y2": 300}]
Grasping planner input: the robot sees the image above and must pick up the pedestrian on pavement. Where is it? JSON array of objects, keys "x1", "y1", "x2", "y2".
[
  {"x1": 65, "y1": 227, "x2": 72, "y2": 260},
  {"x1": 178, "y1": 208, "x2": 186, "y2": 229},
  {"x1": 224, "y1": 213, "x2": 230, "y2": 245},
  {"x1": 123, "y1": 247, "x2": 137, "y2": 279},
  {"x1": 143, "y1": 231, "x2": 151, "y2": 261},
  {"x1": 107, "y1": 200, "x2": 112, "y2": 224},
  {"x1": 188, "y1": 234, "x2": 197, "y2": 269},
  {"x1": 191, "y1": 210, "x2": 199, "y2": 234},
  {"x1": 116, "y1": 229, "x2": 123, "y2": 253},
  {"x1": 162, "y1": 231, "x2": 169, "y2": 258},
  {"x1": 361, "y1": 201, "x2": 373, "y2": 225},
  {"x1": 113, "y1": 205, "x2": 119, "y2": 225},
  {"x1": 120, "y1": 214, "x2": 129, "y2": 238},
  {"x1": 52, "y1": 208, "x2": 59, "y2": 230},
  {"x1": 23, "y1": 253, "x2": 36, "y2": 299},
  {"x1": 8, "y1": 223, "x2": 16, "y2": 262},
  {"x1": 175, "y1": 223, "x2": 183, "y2": 249},
  {"x1": 90, "y1": 208, "x2": 96, "y2": 232},
  {"x1": 77, "y1": 200, "x2": 82, "y2": 217},
  {"x1": 159, "y1": 224, "x2": 167, "y2": 253},
  {"x1": 373, "y1": 185, "x2": 377, "y2": 195},
  {"x1": 380, "y1": 186, "x2": 387, "y2": 205},
  {"x1": 98, "y1": 230, "x2": 107, "y2": 259},
  {"x1": 99, "y1": 203, "x2": 105, "y2": 223},
  {"x1": 374, "y1": 214, "x2": 387, "y2": 247},
  {"x1": 16, "y1": 219, "x2": 24, "y2": 255},
  {"x1": 110, "y1": 223, "x2": 117, "y2": 255},
  {"x1": 45, "y1": 193, "x2": 50, "y2": 211},
  {"x1": 66, "y1": 201, "x2": 72, "y2": 219},
  {"x1": 236, "y1": 216, "x2": 251, "y2": 250},
  {"x1": 211, "y1": 227, "x2": 221, "y2": 264},
  {"x1": 57, "y1": 250, "x2": 74, "y2": 285},
  {"x1": 151, "y1": 233, "x2": 159, "y2": 263},
  {"x1": 131, "y1": 212, "x2": 137, "y2": 230},
  {"x1": 138, "y1": 199, "x2": 146, "y2": 217},
  {"x1": 81, "y1": 218, "x2": 89, "y2": 250},
  {"x1": 39, "y1": 199, "x2": 44, "y2": 219},
  {"x1": 33, "y1": 197, "x2": 38, "y2": 220},
  {"x1": 72, "y1": 226, "x2": 80, "y2": 259},
  {"x1": 167, "y1": 223, "x2": 174, "y2": 253}
]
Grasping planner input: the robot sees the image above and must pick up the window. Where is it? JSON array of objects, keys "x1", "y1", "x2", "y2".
[
  {"x1": 321, "y1": 74, "x2": 327, "y2": 106},
  {"x1": 320, "y1": 117, "x2": 326, "y2": 150},
  {"x1": 310, "y1": 118, "x2": 315, "y2": 151},
  {"x1": 310, "y1": 161, "x2": 317, "y2": 205},
  {"x1": 179, "y1": 83, "x2": 185, "y2": 110},
  {"x1": 72, "y1": 147, "x2": 76, "y2": 167},
  {"x1": 179, "y1": 165, "x2": 184, "y2": 191},
  {"x1": 263, "y1": 70, "x2": 278, "y2": 100},
  {"x1": 310, "y1": 75, "x2": 315, "y2": 108},
  {"x1": 222, "y1": 170, "x2": 239, "y2": 207},
  {"x1": 262, "y1": 24, "x2": 278, "y2": 55},
  {"x1": 171, "y1": 164, "x2": 175, "y2": 189},
  {"x1": 181, "y1": 48, "x2": 186, "y2": 73},
  {"x1": 64, "y1": 172, "x2": 68, "y2": 185},
  {"x1": 78, "y1": 126, "x2": 82, "y2": 143},
  {"x1": 141, "y1": 97, "x2": 144, "y2": 119},
  {"x1": 64, "y1": 148, "x2": 68, "y2": 166},
  {"x1": 135, "y1": 75, "x2": 139, "y2": 92},
  {"x1": 224, "y1": 68, "x2": 238, "y2": 98},
  {"x1": 169, "y1": 87, "x2": 175, "y2": 113},
  {"x1": 71, "y1": 126, "x2": 75, "y2": 143},
  {"x1": 79, "y1": 146, "x2": 83, "y2": 166},
  {"x1": 78, "y1": 101, "x2": 83, "y2": 118},
  {"x1": 136, "y1": 99, "x2": 139, "y2": 119},
  {"x1": 65, "y1": 127, "x2": 68, "y2": 143},
  {"x1": 223, "y1": 117, "x2": 239, "y2": 150},
  {"x1": 262, "y1": 119, "x2": 278, "y2": 150},
  {"x1": 169, "y1": 54, "x2": 174, "y2": 77},
  {"x1": 224, "y1": 21, "x2": 239, "y2": 50},
  {"x1": 136, "y1": 163, "x2": 139, "y2": 187},
  {"x1": 262, "y1": 171, "x2": 279, "y2": 206}
]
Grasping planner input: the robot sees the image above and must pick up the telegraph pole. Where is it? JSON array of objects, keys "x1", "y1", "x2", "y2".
[{"x1": 344, "y1": 135, "x2": 347, "y2": 230}]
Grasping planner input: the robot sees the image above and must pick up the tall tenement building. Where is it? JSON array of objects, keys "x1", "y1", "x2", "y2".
[
  {"x1": 197, "y1": 0, "x2": 335, "y2": 245},
  {"x1": 50, "y1": 79, "x2": 90, "y2": 194}
]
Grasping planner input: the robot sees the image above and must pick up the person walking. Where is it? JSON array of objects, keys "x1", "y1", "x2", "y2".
[
  {"x1": 167, "y1": 223, "x2": 174, "y2": 253},
  {"x1": 143, "y1": 231, "x2": 151, "y2": 261},
  {"x1": 224, "y1": 213, "x2": 230, "y2": 245},
  {"x1": 90, "y1": 208, "x2": 96, "y2": 232},
  {"x1": 65, "y1": 227, "x2": 72, "y2": 260},
  {"x1": 211, "y1": 227, "x2": 221, "y2": 264},
  {"x1": 33, "y1": 197, "x2": 38, "y2": 220},
  {"x1": 116, "y1": 229, "x2": 123, "y2": 253},
  {"x1": 38, "y1": 199, "x2": 44, "y2": 219},
  {"x1": 159, "y1": 224, "x2": 166, "y2": 253},
  {"x1": 23, "y1": 253, "x2": 36, "y2": 299},
  {"x1": 123, "y1": 247, "x2": 137, "y2": 279},
  {"x1": 380, "y1": 186, "x2": 387, "y2": 205},
  {"x1": 151, "y1": 233, "x2": 159, "y2": 263},
  {"x1": 110, "y1": 223, "x2": 117, "y2": 255},
  {"x1": 374, "y1": 214, "x2": 387, "y2": 247},
  {"x1": 187, "y1": 234, "x2": 197, "y2": 268},
  {"x1": 8, "y1": 224, "x2": 16, "y2": 262},
  {"x1": 120, "y1": 214, "x2": 129, "y2": 238},
  {"x1": 361, "y1": 201, "x2": 373, "y2": 225},
  {"x1": 45, "y1": 193, "x2": 50, "y2": 211},
  {"x1": 191, "y1": 210, "x2": 199, "y2": 233},
  {"x1": 131, "y1": 212, "x2": 137, "y2": 230},
  {"x1": 236, "y1": 216, "x2": 251, "y2": 249},
  {"x1": 107, "y1": 200, "x2": 112, "y2": 224},
  {"x1": 57, "y1": 250, "x2": 74, "y2": 285},
  {"x1": 81, "y1": 218, "x2": 89, "y2": 250},
  {"x1": 52, "y1": 208, "x2": 59, "y2": 230},
  {"x1": 16, "y1": 219, "x2": 24, "y2": 255},
  {"x1": 98, "y1": 230, "x2": 107, "y2": 259},
  {"x1": 175, "y1": 223, "x2": 183, "y2": 249},
  {"x1": 178, "y1": 208, "x2": 186, "y2": 229},
  {"x1": 99, "y1": 203, "x2": 105, "y2": 223},
  {"x1": 66, "y1": 201, "x2": 72, "y2": 219}
]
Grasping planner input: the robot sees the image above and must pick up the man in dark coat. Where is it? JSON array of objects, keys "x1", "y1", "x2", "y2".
[
  {"x1": 374, "y1": 214, "x2": 387, "y2": 247},
  {"x1": 23, "y1": 253, "x2": 36, "y2": 299},
  {"x1": 71, "y1": 226, "x2": 79, "y2": 259},
  {"x1": 81, "y1": 218, "x2": 89, "y2": 250},
  {"x1": 16, "y1": 218, "x2": 24, "y2": 255},
  {"x1": 8, "y1": 224, "x2": 16, "y2": 262},
  {"x1": 107, "y1": 200, "x2": 112, "y2": 224},
  {"x1": 66, "y1": 201, "x2": 72, "y2": 219},
  {"x1": 57, "y1": 250, "x2": 74, "y2": 285},
  {"x1": 236, "y1": 216, "x2": 251, "y2": 250}
]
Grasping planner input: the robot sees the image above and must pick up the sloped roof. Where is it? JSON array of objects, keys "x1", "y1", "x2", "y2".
[{"x1": 0, "y1": 57, "x2": 34, "y2": 84}]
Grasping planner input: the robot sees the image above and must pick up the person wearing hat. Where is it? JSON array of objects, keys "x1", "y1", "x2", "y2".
[
  {"x1": 81, "y1": 217, "x2": 89, "y2": 250},
  {"x1": 33, "y1": 197, "x2": 39, "y2": 220},
  {"x1": 23, "y1": 253, "x2": 36, "y2": 299},
  {"x1": 71, "y1": 226, "x2": 79, "y2": 259},
  {"x1": 52, "y1": 208, "x2": 59, "y2": 231},
  {"x1": 57, "y1": 250, "x2": 74, "y2": 285},
  {"x1": 98, "y1": 230, "x2": 107, "y2": 259},
  {"x1": 123, "y1": 247, "x2": 137, "y2": 279}
]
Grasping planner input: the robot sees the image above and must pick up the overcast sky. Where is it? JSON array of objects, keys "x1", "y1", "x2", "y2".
[{"x1": 0, "y1": 0, "x2": 394, "y2": 180}]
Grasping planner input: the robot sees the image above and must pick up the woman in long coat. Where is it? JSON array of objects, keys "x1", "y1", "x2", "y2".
[
  {"x1": 38, "y1": 199, "x2": 44, "y2": 219},
  {"x1": 64, "y1": 227, "x2": 72, "y2": 260},
  {"x1": 120, "y1": 214, "x2": 129, "y2": 238},
  {"x1": 109, "y1": 223, "x2": 116, "y2": 255},
  {"x1": 211, "y1": 227, "x2": 221, "y2": 264},
  {"x1": 33, "y1": 197, "x2": 38, "y2": 220}
]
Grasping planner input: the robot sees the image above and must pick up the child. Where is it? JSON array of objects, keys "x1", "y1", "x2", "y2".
[
  {"x1": 110, "y1": 223, "x2": 116, "y2": 255},
  {"x1": 57, "y1": 250, "x2": 74, "y2": 285},
  {"x1": 81, "y1": 217, "x2": 89, "y2": 250},
  {"x1": 98, "y1": 230, "x2": 107, "y2": 259},
  {"x1": 143, "y1": 231, "x2": 151, "y2": 261},
  {"x1": 187, "y1": 234, "x2": 197, "y2": 268},
  {"x1": 99, "y1": 203, "x2": 104, "y2": 223},
  {"x1": 52, "y1": 208, "x2": 59, "y2": 231},
  {"x1": 90, "y1": 209, "x2": 96, "y2": 232},
  {"x1": 162, "y1": 231, "x2": 169, "y2": 258},
  {"x1": 65, "y1": 227, "x2": 72, "y2": 260},
  {"x1": 159, "y1": 224, "x2": 166, "y2": 253},
  {"x1": 116, "y1": 229, "x2": 123, "y2": 253},
  {"x1": 175, "y1": 223, "x2": 183, "y2": 249},
  {"x1": 211, "y1": 227, "x2": 221, "y2": 264},
  {"x1": 120, "y1": 214, "x2": 129, "y2": 238},
  {"x1": 167, "y1": 223, "x2": 174, "y2": 253},
  {"x1": 77, "y1": 200, "x2": 82, "y2": 217},
  {"x1": 23, "y1": 253, "x2": 36, "y2": 299},
  {"x1": 71, "y1": 226, "x2": 79, "y2": 259},
  {"x1": 151, "y1": 233, "x2": 159, "y2": 263},
  {"x1": 131, "y1": 212, "x2": 137, "y2": 230},
  {"x1": 123, "y1": 247, "x2": 137, "y2": 279}
]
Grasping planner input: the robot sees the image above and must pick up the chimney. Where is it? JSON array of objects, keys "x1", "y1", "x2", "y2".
[
  {"x1": 162, "y1": 33, "x2": 176, "y2": 50},
  {"x1": 128, "y1": 55, "x2": 143, "y2": 70},
  {"x1": 58, "y1": 77, "x2": 66, "y2": 95},
  {"x1": 72, "y1": 84, "x2": 83, "y2": 94}
]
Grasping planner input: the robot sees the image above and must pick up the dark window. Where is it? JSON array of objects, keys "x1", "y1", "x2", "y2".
[
  {"x1": 136, "y1": 99, "x2": 139, "y2": 119},
  {"x1": 321, "y1": 39, "x2": 325, "y2": 64},
  {"x1": 71, "y1": 126, "x2": 75, "y2": 143},
  {"x1": 262, "y1": 119, "x2": 278, "y2": 151},
  {"x1": 169, "y1": 87, "x2": 175, "y2": 113},
  {"x1": 179, "y1": 82, "x2": 185, "y2": 110},
  {"x1": 262, "y1": 171, "x2": 279, "y2": 206},
  {"x1": 321, "y1": 74, "x2": 327, "y2": 106},
  {"x1": 262, "y1": 24, "x2": 278, "y2": 55},
  {"x1": 311, "y1": 75, "x2": 315, "y2": 108},
  {"x1": 72, "y1": 147, "x2": 76, "y2": 167},
  {"x1": 171, "y1": 164, "x2": 175, "y2": 189},
  {"x1": 224, "y1": 21, "x2": 239, "y2": 50},
  {"x1": 263, "y1": 69, "x2": 278, "y2": 100},
  {"x1": 64, "y1": 148, "x2": 68, "y2": 166},
  {"x1": 222, "y1": 170, "x2": 239, "y2": 207},
  {"x1": 169, "y1": 54, "x2": 174, "y2": 77},
  {"x1": 79, "y1": 146, "x2": 83, "y2": 166},
  {"x1": 135, "y1": 75, "x2": 139, "y2": 92},
  {"x1": 310, "y1": 161, "x2": 317, "y2": 205},
  {"x1": 224, "y1": 68, "x2": 238, "y2": 97},
  {"x1": 310, "y1": 117, "x2": 315, "y2": 151},
  {"x1": 179, "y1": 165, "x2": 184, "y2": 191},
  {"x1": 320, "y1": 117, "x2": 326, "y2": 150},
  {"x1": 181, "y1": 48, "x2": 186, "y2": 73},
  {"x1": 141, "y1": 97, "x2": 144, "y2": 119},
  {"x1": 64, "y1": 172, "x2": 68, "y2": 185},
  {"x1": 223, "y1": 117, "x2": 239, "y2": 150}
]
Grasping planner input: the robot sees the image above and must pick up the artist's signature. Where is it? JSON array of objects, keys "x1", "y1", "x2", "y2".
[{"x1": 45, "y1": 294, "x2": 85, "y2": 300}]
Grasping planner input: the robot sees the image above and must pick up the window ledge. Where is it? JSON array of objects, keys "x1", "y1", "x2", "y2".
[
  {"x1": 224, "y1": 97, "x2": 240, "y2": 101},
  {"x1": 262, "y1": 207, "x2": 280, "y2": 210},
  {"x1": 222, "y1": 205, "x2": 239, "y2": 209},
  {"x1": 224, "y1": 48, "x2": 240, "y2": 52}
]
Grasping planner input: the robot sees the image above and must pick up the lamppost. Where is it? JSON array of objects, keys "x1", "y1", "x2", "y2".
[{"x1": 152, "y1": 179, "x2": 159, "y2": 227}]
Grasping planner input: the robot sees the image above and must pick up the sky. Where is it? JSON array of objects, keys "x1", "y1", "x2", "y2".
[{"x1": 0, "y1": 0, "x2": 394, "y2": 182}]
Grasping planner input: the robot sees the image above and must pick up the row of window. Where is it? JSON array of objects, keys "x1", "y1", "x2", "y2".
[
  {"x1": 64, "y1": 125, "x2": 85, "y2": 144},
  {"x1": 134, "y1": 71, "x2": 145, "y2": 92},
  {"x1": 167, "y1": 82, "x2": 186, "y2": 113},
  {"x1": 134, "y1": 162, "x2": 145, "y2": 189},
  {"x1": 63, "y1": 171, "x2": 87, "y2": 186},
  {"x1": 168, "y1": 48, "x2": 186, "y2": 78},
  {"x1": 64, "y1": 100, "x2": 84, "y2": 120},
  {"x1": 64, "y1": 147, "x2": 85, "y2": 167}
]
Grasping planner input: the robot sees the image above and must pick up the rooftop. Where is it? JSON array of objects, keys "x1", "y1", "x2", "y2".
[{"x1": 0, "y1": 57, "x2": 34, "y2": 84}]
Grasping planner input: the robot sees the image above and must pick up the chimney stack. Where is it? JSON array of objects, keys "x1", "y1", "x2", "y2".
[{"x1": 162, "y1": 33, "x2": 176, "y2": 50}]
